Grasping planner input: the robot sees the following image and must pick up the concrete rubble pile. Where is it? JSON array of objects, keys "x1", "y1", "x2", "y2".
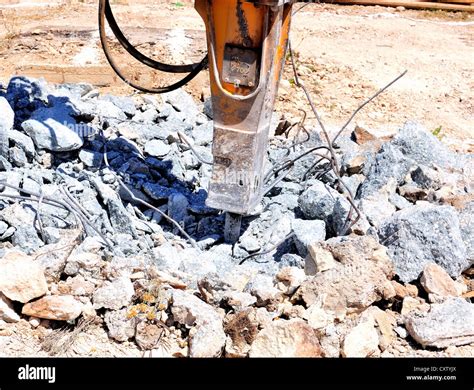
[{"x1": 0, "y1": 76, "x2": 472, "y2": 357}]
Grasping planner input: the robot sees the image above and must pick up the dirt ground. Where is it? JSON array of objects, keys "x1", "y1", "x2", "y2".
[{"x1": 0, "y1": 1, "x2": 473, "y2": 152}]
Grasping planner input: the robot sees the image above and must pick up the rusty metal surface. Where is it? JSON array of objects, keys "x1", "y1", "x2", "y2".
[
  {"x1": 222, "y1": 45, "x2": 259, "y2": 88},
  {"x1": 224, "y1": 212, "x2": 243, "y2": 243}
]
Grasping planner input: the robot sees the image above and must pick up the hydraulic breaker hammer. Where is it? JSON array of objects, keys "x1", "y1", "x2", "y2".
[
  {"x1": 195, "y1": 0, "x2": 293, "y2": 241},
  {"x1": 99, "y1": 0, "x2": 298, "y2": 241}
]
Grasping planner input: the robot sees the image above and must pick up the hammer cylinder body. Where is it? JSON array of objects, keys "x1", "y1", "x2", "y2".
[{"x1": 195, "y1": 0, "x2": 293, "y2": 214}]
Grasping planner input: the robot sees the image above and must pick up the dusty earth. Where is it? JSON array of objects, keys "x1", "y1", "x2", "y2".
[
  {"x1": 0, "y1": 1, "x2": 473, "y2": 152},
  {"x1": 0, "y1": 1, "x2": 473, "y2": 358}
]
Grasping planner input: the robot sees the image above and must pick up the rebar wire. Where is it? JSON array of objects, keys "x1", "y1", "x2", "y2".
[
  {"x1": 331, "y1": 70, "x2": 408, "y2": 147},
  {"x1": 263, "y1": 109, "x2": 312, "y2": 187},
  {"x1": 177, "y1": 131, "x2": 213, "y2": 165},
  {"x1": 0, "y1": 181, "x2": 113, "y2": 248},
  {"x1": 239, "y1": 232, "x2": 295, "y2": 265},
  {"x1": 285, "y1": 41, "x2": 406, "y2": 235},
  {"x1": 248, "y1": 42, "x2": 405, "y2": 261}
]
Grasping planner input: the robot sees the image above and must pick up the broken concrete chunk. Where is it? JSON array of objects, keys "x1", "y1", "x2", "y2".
[
  {"x1": 405, "y1": 298, "x2": 474, "y2": 348},
  {"x1": 0, "y1": 251, "x2": 48, "y2": 303},
  {"x1": 22, "y1": 295, "x2": 83, "y2": 321},
  {"x1": 249, "y1": 319, "x2": 322, "y2": 357}
]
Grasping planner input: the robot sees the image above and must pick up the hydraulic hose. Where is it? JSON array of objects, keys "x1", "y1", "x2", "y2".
[{"x1": 98, "y1": 0, "x2": 208, "y2": 93}]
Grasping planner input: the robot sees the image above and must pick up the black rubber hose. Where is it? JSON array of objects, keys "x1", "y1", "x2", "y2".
[
  {"x1": 98, "y1": 0, "x2": 207, "y2": 94},
  {"x1": 104, "y1": 0, "x2": 206, "y2": 73}
]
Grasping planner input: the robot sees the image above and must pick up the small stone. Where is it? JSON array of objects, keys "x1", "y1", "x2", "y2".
[
  {"x1": 0, "y1": 156, "x2": 12, "y2": 171},
  {"x1": 303, "y1": 304, "x2": 334, "y2": 330},
  {"x1": 405, "y1": 298, "x2": 474, "y2": 348},
  {"x1": 344, "y1": 154, "x2": 366, "y2": 174},
  {"x1": 398, "y1": 184, "x2": 428, "y2": 202},
  {"x1": 405, "y1": 283, "x2": 419, "y2": 297},
  {"x1": 319, "y1": 328, "x2": 341, "y2": 358},
  {"x1": 9, "y1": 146, "x2": 27, "y2": 167},
  {"x1": 391, "y1": 280, "x2": 418, "y2": 299},
  {"x1": 152, "y1": 243, "x2": 183, "y2": 271},
  {"x1": 37, "y1": 228, "x2": 59, "y2": 247},
  {"x1": 411, "y1": 165, "x2": 442, "y2": 190},
  {"x1": 401, "y1": 296, "x2": 425, "y2": 315},
  {"x1": 458, "y1": 201, "x2": 474, "y2": 262},
  {"x1": 298, "y1": 181, "x2": 339, "y2": 221},
  {"x1": 0, "y1": 251, "x2": 48, "y2": 303},
  {"x1": 353, "y1": 124, "x2": 396, "y2": 145},
  {"x1": 171, "y1": 290, "x2": 226, "y2": 357},
  {"x1": 249, "y1": 319, "x2": 322, "y2": 357},
  {"x1": 420, "y1": 263, "x2": 459, "y2": 297},
  {"x1": 340, "y1": 174, "x2": 364, "y2": 199},
  {"x1": 342, "y1": 318, "x2": 380, "y2": 357},
  {"x1": 278, "y1": 302, "x2": 305, "y2": 319},
  {"x1": 291, "y1": 218, "x2": 326, "y2": 257},
  {"x1": 359, "y1": 194, "x2": 396, "y2": 228},
  {"x1": 279, "y1": 253, "x2": 305, "y2": 269},
  {"x1": 0, "y1": 97, "x2": 14, "y2": 158},
  {"x1": 64, "y1": 252, "x2": 103, "y2": 278},
  {"x1": 358, "y1": 142, "x2": 412, "y2": 198},
  {"x1": 144, "y1": 139, "x2": 171, "y2": 157},
  {"x1": 104, "y1": 308, "x2": 136, "y2": 342},
  {"x1": 167, "y1": 192, "x2": 188, "y2": 223},
  {"x1": 142, "y1": 182, "x2": 173, "y2": 201},
  {"x1": 135, "y1": 322, "x2": 163, "y2": 350},
  {"x1": 0, "y1": 226, "x2": 15, "y2": 240},
  {"x1": 255, "y1": 307, "x2": 274, "y2": 329},
  {"x1": 148, "y1": 268, "x2": 187, "y2": 290},
  {"x1": 275, "y1": 267, "x2": 306, "y2": 295},
  {"x1": 0, "y1": 203, "x2": 43, "y2": 253},
  {"x1": 306, "y1": 243, "x2": 337, "y2": 275},
  {"x1": 222, "y1": 291, "x2": 257, "y2": 311},
  {"x1": 364, "y1": 307, "x2": 396, "y2": 351},
  {"x1": 389, "y1": 193, "x2": 412, "y2": 210},
  {"x1": 22, "y1": 295, "x2": 83, "y2": 321},
  {"x1": 0, "y1": 221, "x2": 8, "y2": 236},
  {"x1": 96, "y1": 100, "x2": 127, "y2": 121},
  {"x1": 100, "y1": 94, "x2": 136, "y2": 117},
  {"x1": 381, "y1": 280, "x2": 397, "y2": 300},
  {"x1": 394, "y1": 326, "x2": 408, "y2": 338},
  {"x1": 162, "y1": 88, "x2": 200, "y2": 122},
  {"x1": 80, "y1": 300, "x2": 96, "y2": 319},
  {"x1": 192, "y1": 121, "x2": 213, "y2": 146},
  {"x1": 244, "y1": 274, "x2": 280, "y2": 309},
  {"x1": 79, "y1": 149, "x2": 103, "y2": 168},
  {"x1": 22, "y1": 107, "x2": 83, "y2": 152},
  {"x1": 57, "y1": 275, "x2": 96, "y2": 297},
  {"x1": 0, "y1": 293, "x2": 20, "y2": 323},
  {"x1": 92, "y1": 277, "x2": 134, "y2": 310},
  {"x1": 29, "y1": 317, "x2": 41, "y2": 328},
  {"x1": 107, "y1": 199, "x2": 138, "y2": 237}
]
